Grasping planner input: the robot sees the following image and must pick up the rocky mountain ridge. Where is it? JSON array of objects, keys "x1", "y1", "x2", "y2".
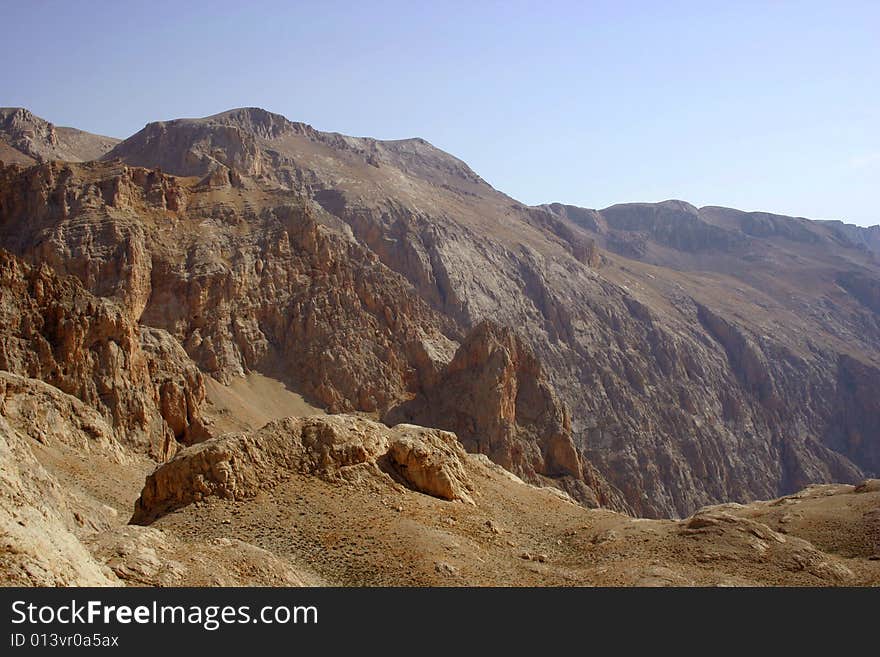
[
  {"x1": 0, "y1": 107, "x2": 119, "y2": 165},
  {"x1": 0, "y1": 107, "x2": 878, "y2": 523}
]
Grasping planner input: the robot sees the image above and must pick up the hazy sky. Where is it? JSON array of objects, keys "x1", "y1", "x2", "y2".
[{"x1": 3, "y1": 1, "x2": 878, "y2": 225}]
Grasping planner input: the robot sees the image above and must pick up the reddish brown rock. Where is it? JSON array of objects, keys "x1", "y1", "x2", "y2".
[
  {"x1": 0, "y1": 251, "x2": 208, "y2": 459},
  {"x1": 385, "y1": 321, "x2": 627, "y2": 510}
]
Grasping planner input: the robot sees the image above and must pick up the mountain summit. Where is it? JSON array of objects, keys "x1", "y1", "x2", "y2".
[{"x1": 101, "y1": 106, "x2": 489, "y2": 193}]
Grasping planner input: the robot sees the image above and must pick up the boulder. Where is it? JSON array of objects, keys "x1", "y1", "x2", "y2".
[{"x1": 132, "y1": 415, "x2": 476, "y2": 524}]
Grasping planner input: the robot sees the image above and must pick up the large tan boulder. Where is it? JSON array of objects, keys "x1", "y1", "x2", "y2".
[
  {"x1": 132, "y1": 415, "x2": 475, "y2": 524},
  {"x1": 388, "y1": 425, "x2": 474, "y2": 504}
]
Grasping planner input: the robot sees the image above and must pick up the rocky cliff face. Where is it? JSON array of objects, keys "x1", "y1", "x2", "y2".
[
  {"x1": 0, "y1": 250, "x2": 209, "y2": 459},
  {"x1": 826, "y1": 355, "x2": 880, "y2": 475},
  {"x1": 0, "y1": 160, "x2": 459, "y2": 417},
  {"x1": 132, "y1": 415, "x2": 476, "y2": 524},
  {"x1": 386, "y1": 321, "x2": 628, "y2": 510},
  {"x1": 1, "y1": 107, "x2": 878, "y2": 519},
  {"x1": 823, "y1": 221, "x2": 880, "y2": 258}
]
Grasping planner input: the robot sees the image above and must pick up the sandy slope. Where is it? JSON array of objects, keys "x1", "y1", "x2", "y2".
[
  {"x1": 148, "y1": 454, "x2": 880, "y2": 587},
  {"x1": 203, "y1": 373, "x2": 324, "y2": 434}
]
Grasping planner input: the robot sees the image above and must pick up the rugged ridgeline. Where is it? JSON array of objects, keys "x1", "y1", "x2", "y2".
[
  {"x1": 1, "y1": 107, "x2": 879, "y2": 519},
  {"x1": 0, "y1": 142, "x2": 620, "y2": 508},
  {"x1": 0, "y1": 107, "x2": 119, "y2": 165}
]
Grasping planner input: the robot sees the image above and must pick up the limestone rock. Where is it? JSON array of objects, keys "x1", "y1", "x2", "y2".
[
  {"x1": 0, "y1": 161, "x2": 456, "y2": 420},
  {"x1": 0, "y1": 378, "x2": 122, "y2": 586},
  {"x1": 132, "y1": 415, "x2": 476, "y2": 524},
  {"x1": 386, "y1": 321, "x2": 625, "y2": 510},
  {"x1": 0, "y1": 251, "x2": 209, "y2": 458},
  {"x1": 388, "y1": 425, "x2": 474, "y2": 504},
  {"x1": 0, "y1": 107, "x2": 119, "y2": 164}
]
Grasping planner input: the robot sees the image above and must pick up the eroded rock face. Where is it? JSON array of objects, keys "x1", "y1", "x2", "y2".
[
  {"x1": 141, "y1": 207, "x2": 457, "y2": 414},
  {"x1": 386, "y1": 321, "x2": 626, "y2": 510},
  {"x1": 0, "y1": 371, "x2": 123, "y2": 459},
  {"x1": 0, "y1": 161, "x2": 458, "y2": 417},
  {"x1": 0, "y1": 107, "x2": 120, "y2": 164},
  {"x1": 101, "y1": 108, "x2": 298, "y2": 179},
  {"x1": 132, "y1": 415, "x2": 475, "y2": 524},
  {"x1": 0, "y1": 251, "x2": 209, "y2": 458},
  {"x1": 387, "y1": 426, "x2": 474, "y2": 504}
]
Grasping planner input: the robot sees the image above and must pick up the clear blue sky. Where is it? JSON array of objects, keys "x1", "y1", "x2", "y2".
[{"x1": 3, "y1": 1, "x2": 878, "y2": 225}]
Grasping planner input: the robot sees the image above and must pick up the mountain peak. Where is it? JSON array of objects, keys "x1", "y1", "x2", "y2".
[
  {"x1": 601, "y1": 199, "x2": 700, "y2": 216},
  {"x1": 134, "y1": 107, "x2": 300, "y2": 140},
  {"x1": 0, "y1": 107, "x2": 119, "y2": 163},
  {"x1": 198, "y1": 107, "x2": 298, "y2": 139},
  {"x1": 0, "y1": 106, "x2": 39, "y2": 124},
  {"x1": 101, "y1": 107, "x2": 491, "y2": 190}
]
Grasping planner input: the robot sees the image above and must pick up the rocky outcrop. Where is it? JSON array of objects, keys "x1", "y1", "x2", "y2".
[
  {"x1": 0, "y1": 107, "x2": 119, "y2": 164},
  {"x1": 0, "y1": 161, "x2": 179, "y2": 321},
  {"x1": 0, "y1": 371, "x2": 124, "y2": 460},
  {"x1": 595, "y1": 200, "x2": 746, "y2": 253},
  {"x1": 0, "y1": 251, "x2": 209, "y2": 458},
  {"x1": 385, "y1": 322, "x2": 626, "y2": 510},
  {"x1": 102, "y1": 114, "x2": 269, "y2": 179},
  {"x1": 132, "y1": 416, "x2": 475, "y2": 524},
  {"x1": 387, "y1": 428, "x2": 474, "y2": 504},
  {"x1": 824, "y1": 221, "x2": 880, "y2": 258},
  {"x1": 679, "y1": 505, "x2": 855, "y2": 583}
]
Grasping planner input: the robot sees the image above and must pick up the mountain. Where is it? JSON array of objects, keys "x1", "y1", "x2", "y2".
[
  {"x1": 0, "y1": 108, "x2": 880, "y2": 581},
  {"x1": 819, "y1": 220, "x2": 880, "y2": 258},
  {"x1": 4, "y1": 357, "x2": 877, "y2": 585},
  {"x1": 3, "y1": 108, "x2": 879, "y2": 518},
  {"x1": 0, "y1": 108, "x2": 120, "y2": 164},
  {"x1": 89, "y1": 106, "x2": 880, "y2": 516}
]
